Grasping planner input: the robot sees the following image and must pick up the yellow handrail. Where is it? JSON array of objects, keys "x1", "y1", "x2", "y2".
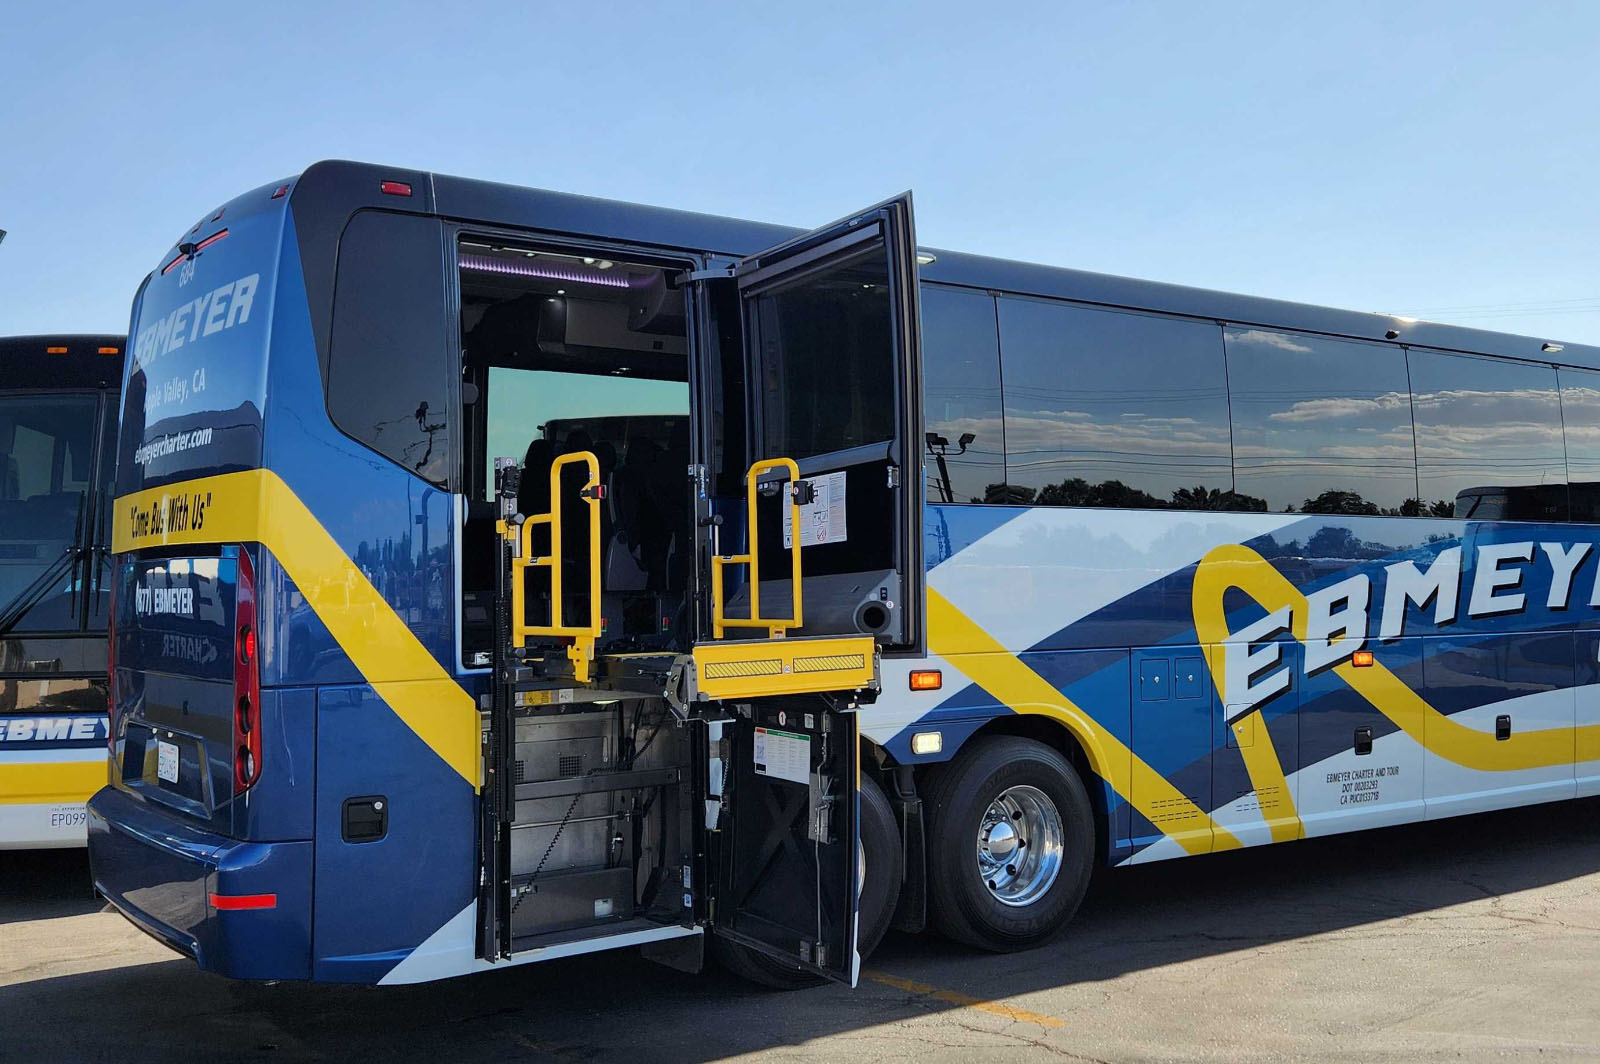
[
  {"x1": 499, "y1": 450, "x2": 603, "y2": 682},
  {"x1": 711, "y1": 457, "x2": 804, "y2": 639}
]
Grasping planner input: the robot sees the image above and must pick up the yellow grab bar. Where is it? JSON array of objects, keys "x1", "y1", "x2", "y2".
[
  {"x1": 711, "y1": 457, "x2": 804, "y2": 639},
  {"x1": 498, "y1": 450, "x2": 603, "y2": 682}
]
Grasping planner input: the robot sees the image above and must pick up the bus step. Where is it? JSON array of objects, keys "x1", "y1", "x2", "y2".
[{"x1": 688, "y1": 635, "x2": 878, "y2": 702}]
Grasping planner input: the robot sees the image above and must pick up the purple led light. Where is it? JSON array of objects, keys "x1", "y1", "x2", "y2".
[{"x1": 458, "y1": 253, "x2": 633, "y2": 289}]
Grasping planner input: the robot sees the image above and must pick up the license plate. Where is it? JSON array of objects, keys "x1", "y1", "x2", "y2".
[
  {"x1": 157, "y1": 740, "x2": 179, "y2": 783},
  {"x1": 48, "y1": 805, "x2": 87, "y2": 831}
]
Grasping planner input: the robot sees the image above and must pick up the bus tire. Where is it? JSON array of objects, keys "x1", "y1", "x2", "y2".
[
  {"x1": 923, "y1": 735, "x2": 1094, "y2": 952},
  {"x1": 712, "y1": 772, "x2": 903, "y2": 989}
]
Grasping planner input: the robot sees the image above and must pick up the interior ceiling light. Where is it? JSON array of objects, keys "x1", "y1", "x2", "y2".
[{"x1": 458, "y1": 253, "x2": 632, "y2": 289}]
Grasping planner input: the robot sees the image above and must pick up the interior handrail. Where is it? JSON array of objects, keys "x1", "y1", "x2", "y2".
[
  {"x1": 498, "y1": 450, "x2": 603, "y2": 682},
  {"x1": 711, "y1": 457, "x2": 804, "y2": 639}
]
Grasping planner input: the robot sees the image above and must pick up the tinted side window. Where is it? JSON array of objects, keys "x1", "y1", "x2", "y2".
[
  {"x1": 921, "y1": 285, "x2": 1004, "y2": 503},
  {"x1": 997, "y1": 299, "x2": 1236, "y2": 509},
  {"x1": 1226, "y1": 328, "x2": 1417, "y2": 514},
  {"x1": 1559, "y1": 367, "x2": 1600, "y2": 522},
  {"x1": 1409, "y1": 349, "x2": 1566, "y2": 521},
  {"x1": 327, "y1": 211, "x2": 452, "y2": 487}
]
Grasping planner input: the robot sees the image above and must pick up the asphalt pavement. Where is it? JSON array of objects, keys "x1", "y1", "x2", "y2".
[{"x1": 5, "y1": 798, "x2": 1600, "y2": 1063}]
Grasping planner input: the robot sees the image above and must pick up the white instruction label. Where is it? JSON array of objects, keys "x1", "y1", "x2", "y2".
[
  {"x1": 753, "y1": 727, "x2": 811, "y2": 785},
  {"x1": 783, "y1": 470, "x2": 848, "y2": 548}
]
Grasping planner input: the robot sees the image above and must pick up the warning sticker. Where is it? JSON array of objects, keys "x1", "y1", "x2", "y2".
[
  {"x1": 783, "y1": 470, "x2": 848, "y2": 548},
  {"x1": 754, "y1": 727, "x2": 811, "y2": 785}
]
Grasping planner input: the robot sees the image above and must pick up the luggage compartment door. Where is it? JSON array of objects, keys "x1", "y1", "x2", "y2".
[{"x1": 713, "y1": 702, "x2": 860, "y2": 984}]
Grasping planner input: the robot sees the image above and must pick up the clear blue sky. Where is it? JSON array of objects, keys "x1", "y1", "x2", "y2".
[{"x1": 3, "y1": 1, "x2": 1598, "y2": 343}]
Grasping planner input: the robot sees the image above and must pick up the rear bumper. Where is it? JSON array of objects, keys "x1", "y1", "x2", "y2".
[{"x1": 86, "y1": 787, "x2": 313, "y2": 980}]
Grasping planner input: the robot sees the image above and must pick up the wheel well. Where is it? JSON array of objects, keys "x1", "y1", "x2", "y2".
[{"x1": 938, "y1": 714, "x2": 1112, "y2": 865}]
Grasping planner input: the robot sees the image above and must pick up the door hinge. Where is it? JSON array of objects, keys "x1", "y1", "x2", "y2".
[
  {"x1": 886, "y1": 464, "x2": 901, "y2": 489},
  {"x1": 681, "y1": 267, "x2": 735, "y2": 283},
  {"x1": 808, "y1": 771, "x2": 834, "y2": 843}
]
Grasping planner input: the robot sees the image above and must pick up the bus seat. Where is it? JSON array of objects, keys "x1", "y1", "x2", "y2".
[
  {"x1": 604, "y1": 532, "x2": 648, "y2": 591},
  {"x1": 518, "y1": 438, "x2": 555, "y2": 517},
  {"x1": 655, "y1": 425, "x2": 691, "y2": 591},
  {"x1": 603, "y1": 439, "x2": 654, "y2": 592}
]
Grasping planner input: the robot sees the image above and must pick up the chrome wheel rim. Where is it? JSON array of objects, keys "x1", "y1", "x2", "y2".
[{"x1": 976, "y1": 785, "x2": 1063, "y2": 907}]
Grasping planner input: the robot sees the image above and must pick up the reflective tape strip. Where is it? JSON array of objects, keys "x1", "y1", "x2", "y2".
[
  {"x1": 792, "y1": 653, "x2": 867, "y2": 674},
  {"x1": 702, "y1": 658, "x2": 785, "y2": 680}
]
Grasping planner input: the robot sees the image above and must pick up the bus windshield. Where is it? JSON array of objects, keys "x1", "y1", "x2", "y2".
[{"x1": 0, "y1": 392, "x2": 98, "y2": 632}]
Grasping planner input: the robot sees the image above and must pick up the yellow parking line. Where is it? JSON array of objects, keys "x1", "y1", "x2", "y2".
[{"x1": 864, "y1": 969, "x2": 1066, "y2": 1030}]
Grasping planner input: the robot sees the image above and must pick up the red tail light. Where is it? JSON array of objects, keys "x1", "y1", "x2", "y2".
[
  {"x1": 234, "y1": 549, "x2": 262, "y2": 794},
  {"x1": 194, "y1": 228, "x2": 229, "y2": 252}
]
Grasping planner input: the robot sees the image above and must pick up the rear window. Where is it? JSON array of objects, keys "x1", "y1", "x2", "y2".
[
  {"x1": 119, "y1": 196, "x2": 283, "y2": 496},
  {"x1": 116, "y1": 553, "x2": 236, "y2": 681}
]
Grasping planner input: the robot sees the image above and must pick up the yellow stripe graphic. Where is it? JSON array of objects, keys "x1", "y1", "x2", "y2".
[
  {"x1": 928, "y1": 588, "x2": 1239, "y2": 855},
  {"x1": 113, "y1": 470, "x2": 480, "y2": 789},
  {"x1": 0, "y1": 760, "x2": 106, "y2": 805}
]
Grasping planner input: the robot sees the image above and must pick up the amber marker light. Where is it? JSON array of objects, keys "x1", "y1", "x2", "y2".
[
  {"x1": 909, "y1": 669, "x2": 942, "y2": 691},
  {"x1": 1352, "y1": 650, "x2": 1375, "y2": 667}
]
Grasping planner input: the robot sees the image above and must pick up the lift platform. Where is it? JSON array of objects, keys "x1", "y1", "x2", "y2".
[{"x1": 494, "y1": 452, "x2": 880, "y2": 713}]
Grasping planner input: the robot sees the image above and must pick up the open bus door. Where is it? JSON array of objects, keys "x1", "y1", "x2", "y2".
[{"x1": 689, "y1": 194, "x2": 924, "y2": 985}]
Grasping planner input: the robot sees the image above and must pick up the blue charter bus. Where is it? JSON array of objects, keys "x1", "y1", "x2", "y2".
[
  {"x1": 0, "y1": 335, "x2": 122, "y2": 848},
  {"x1": 90, "y1": 161, "x2": 1600, "y2": 987}
]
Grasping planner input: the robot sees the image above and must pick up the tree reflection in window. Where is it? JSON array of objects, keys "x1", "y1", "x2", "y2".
[
  {"x1": 1226, "y1": 328, "x2": 1417, "y2": 514},
  {"x1": 997, "y1": 299, "x2": 1232, "y2": 508}
]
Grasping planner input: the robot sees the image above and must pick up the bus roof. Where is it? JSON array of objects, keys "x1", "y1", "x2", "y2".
[
  {"x1": 216, "y1": 159, "x2": 1600, "y2": 374},
  {"x1": 0, "y1": 334, "x2": 125, "y2": 390}
]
